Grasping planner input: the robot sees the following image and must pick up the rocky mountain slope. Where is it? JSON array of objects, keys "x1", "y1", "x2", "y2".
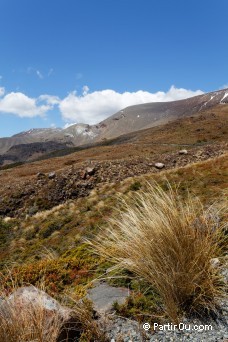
[
  {"x1": 0, "y1": 103, "x2": 227, "y2": 217},
  {"x1": 0, "y1": 141, "x2": 73, "y2": 165},
  {"x1": 0, "y1": 100, "x2": 227, "y2": 341},
  {"x1": 95, "y1": 87, "x2": 228, "y2": 139},
  {"x1": 0, "y1": 88, "x2": 227, "y2": 164}
]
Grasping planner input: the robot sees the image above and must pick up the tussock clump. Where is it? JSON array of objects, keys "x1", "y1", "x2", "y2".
[
  {"x1": 91, "y1": 182, "x2": 227, "y2": 322},
  {"x1": 0, "y1": 278, "x2": 107, "y2": 342},
  {"x1": 0, "y1": 289, "x2": 63, "y2": 342}
]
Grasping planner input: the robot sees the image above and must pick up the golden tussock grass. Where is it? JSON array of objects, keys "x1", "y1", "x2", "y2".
[
  {"x1": 90, "y1": 181, "x2": 227, "y2": 322},
  {"x1": 0, "y1": 276, "x2": 107, "y2": 342},
  {"x1": 0, "y1": 280, "x2": 63, "y2": 342}
]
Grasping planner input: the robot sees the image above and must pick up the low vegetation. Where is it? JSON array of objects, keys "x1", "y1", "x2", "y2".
[
  {"x1": 0, "y1": 295, "x2": 63, "y2": 342},
  {"x1": 0, "y1": 114, "x2": 227, "y2": 340},
  {"x1": 91, "y1": 182, "x2": 227, "y2": 322},
  {"x1": 0, "y1": 280, "x2": 107, "y2": 342}
]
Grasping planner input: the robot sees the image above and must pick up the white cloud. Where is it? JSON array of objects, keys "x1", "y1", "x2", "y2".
[
  {"x1": 0, "y1": 92, "x2": 54, "y2": 118},
  {"x1": 38, "y1": 94, "x2": 60, "y2": 105},
  {"x1": 82, "y1": 85, "x2": 89, "y2": 96},
  {"x1": 27, "y1": 67, "x2": 44, "y2": 79},
  {"x1": 48, "y1": 68, "x2": 54, "y2": 77},
  {"x1": 36, "y1": 70, "x2": 43, "y2": 79},
  {"x1": 59, "y1": 85, "x2": 203, "y2": 124},
  {"x1": 0, "y1": 85, "x2": 204, "y2": 123},
  {"x1": 0, "y1": 87, "x2": 5, "y2": 97}
]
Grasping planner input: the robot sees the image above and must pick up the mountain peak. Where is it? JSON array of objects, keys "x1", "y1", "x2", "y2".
[{"x1": 0, "y1": 88, "x2": 227, "y2": 164}]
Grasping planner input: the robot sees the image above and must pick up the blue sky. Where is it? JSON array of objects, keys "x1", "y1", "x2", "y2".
[{"x1": 0, "y1": 0, "x2": 227, "y2": 137}]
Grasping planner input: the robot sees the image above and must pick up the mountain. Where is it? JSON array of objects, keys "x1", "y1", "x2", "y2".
[
  {"x1": 0, "y1": 141, "x2": 72, "y2": 165},
  {"x1": 0, "y1": 88, "x2": 227, "y2": 164},
  {"x1": 94, "y1": 88, "x2": 228, "y2": 139},
  {"x1": 0, "y1": 101, "x2": 227, "y2": 216},
  {"x1": 0, "y1": 90, "x2": 227, "y2": 338}
]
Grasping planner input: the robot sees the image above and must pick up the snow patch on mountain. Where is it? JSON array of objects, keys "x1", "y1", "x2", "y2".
[{"x1": 220, "y1": 92, "x2": 228, "y2": 103}]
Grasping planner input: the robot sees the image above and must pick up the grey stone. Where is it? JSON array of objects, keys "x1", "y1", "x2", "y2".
[
  {"x1": 48, "y1": 171, "x2": 56, "y2": 179},
  {"x1": 87, "y1": 281, "x2": 129, "y2": 314},
  {"x1": 86, "y1": 166, "x2": 95, "y2": 176}
]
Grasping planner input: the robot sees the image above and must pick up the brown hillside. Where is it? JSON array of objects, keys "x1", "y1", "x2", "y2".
[{"x1": 0, "y1": 105, "x2": 227, "y2": 217}]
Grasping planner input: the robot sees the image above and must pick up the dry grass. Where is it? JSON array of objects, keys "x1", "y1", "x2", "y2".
[
  {"x1": 0, "y1": 106, "x2": 227, "y2": 188},
  {"x1": 91, "y1": 182, "x2": 227, "y2": 322},
  {"x1": 0, "y1": 277, "x2": 107, "y2": 342},
  {"x1": 0, "y1": 287, "x2": 64, "y2": 342},
  {"x1": 0, "y1": 304, "x2": 65, "y2": 342}
]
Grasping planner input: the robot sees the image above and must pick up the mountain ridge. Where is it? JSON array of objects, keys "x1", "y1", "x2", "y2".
[{"x1": 0, "y1": 88, "x2": 227, "y2": 164}]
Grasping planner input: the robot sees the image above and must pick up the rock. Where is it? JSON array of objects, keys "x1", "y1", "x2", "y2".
[
  {"x1": 81, "y1": 166, "x2": 96, "y2": 179},
  {"x1": 179, "y1": 149, "x2": 188, "y2": 155},
  {"x1": 37, "y1": 172, "x2": 46, "y2": 179},
  {"x1": 210, "y1": 257, "x2": 220, "y2": 268},
  {"x1": 86, "y1": 166, "x2": 95, "y2": 176},
  {"x1": 28, "y1": 205, "x2": 38, "y2": 216},
  {"x1": 0, "y1": 286, "x2": 81, "y2": 341},
  {"x1": 87, "y1": 281, "x2": 130, "y2": 314},
  {"x1": 48, "y1": 172, "x2": 56, "y2": 179},
  {"x1": 154, "y1": 162, "x2": 165, "y2": 169},
  {"x1": 80, "y1": 171, "x2": 87, "y2": 179}
]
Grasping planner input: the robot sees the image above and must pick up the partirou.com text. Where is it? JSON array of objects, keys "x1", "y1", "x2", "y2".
[{"x1": 143, "y1": 322, "x2": 213, "y2": 332}]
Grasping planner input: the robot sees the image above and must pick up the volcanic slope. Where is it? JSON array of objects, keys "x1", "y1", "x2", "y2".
[
  {"x1": 0, "y1": 103, "x2": 227, "y2": 218},
  {"x1": 0, "y1": 94, "x2": 227, "y2": 342},
  {"x1": 95, "y1": 87, "x2": 228, "y2": 139},
  {"x1": 0, "y1": 88, "x2": 227, "y2": 161}
]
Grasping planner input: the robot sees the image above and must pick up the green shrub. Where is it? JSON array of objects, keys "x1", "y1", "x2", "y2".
[
  {"x1": 0, "y1": 220, "x2": 13, "y2": 247},
  {"x1": 129, "y1": 181, "x2": 142, "y2": 191}
]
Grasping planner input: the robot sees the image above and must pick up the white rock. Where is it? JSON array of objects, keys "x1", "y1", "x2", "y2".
[
  {"x1": 179, "y1": 149, "x2": 188, "y2": 155},
  {"x1": 48, "y1": 171, "x2": 56, "y2": 179},
  {"x1": 210, "y1": 257, "x2": 220, "y2": 268},
  {"x1": 154, "y1": 163, "x2": 165, "y2": 169}
]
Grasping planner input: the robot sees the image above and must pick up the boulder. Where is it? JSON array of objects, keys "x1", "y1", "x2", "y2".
[
  {"x1": 87, "y1": 281, "x2": 129, "y2": 314},
  {"x1": 86, "y1": 167, "x2": 95, "y2": 176},
  {"x1": 179, "y1": 149, "x2": 188, "y2": 155},
  {"x1": 37, "y1": 172, "x2": 46, "y2": 179},
  {"x1": 80, "y1": 166, "x2": 96, "y2": 179},
  {"x1": 80, "y1": 170, "x2": 87, "y2": 179},
  {"x1": 48, "y1": 172, "x2": 56, "y2": 179},
  {"x1": 154, "y1": 163, "x2": 165, "y2": 169}
]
